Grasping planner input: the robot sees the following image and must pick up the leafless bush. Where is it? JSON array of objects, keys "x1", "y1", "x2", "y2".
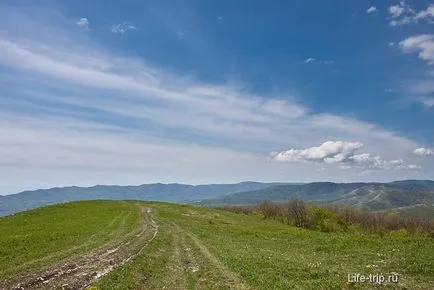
[
  {"x1": 327, "y1": 205, "x2": 434, "y2": 235},
  {"x1": 253, "y1": 200, "x2": 434, "y2": 236},
  {"x1": 258, "y1": 200, "x2": 282, "y2": 222},
  {"x1": 286, "y1": 198, "x2": 309, "y2": 228},
  {"x1": 257, "y1": 199, "x2": 310, "y2": 227}
]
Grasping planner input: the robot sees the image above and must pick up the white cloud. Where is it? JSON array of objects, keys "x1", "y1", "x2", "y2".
[
  {"x1": 389, "y1": 2, "x2": 406, "y2": 18},
  {"x1": 304, "y1": 58, "x2": 334, "y2": 65},
  {"x1": 399, "y1": 34, "x2": 434, "y2": 65},
  {"x1": 348, "y1": 154, "x2": 419, "y2": 170},
  {"x1": 366, "y1": 6, "x2": 378, "y2": 14},
  {"x1": 110, "y1": 22, "x2": 137, "y2": 34},
  {"x1": 415, "y1": 5, "x2": 434, "y2": 21},
  {"x1": 399, "y1": 35, "x2": 434, "y2": 107},
  {"x1": 414, "y1": 148, "x2": 434, "y2": 156},
  {"x1": 388, "y1": 1, "x2": 434, "y2": 26},
  {"x1": 269, "y1": 141, "x2": 419, "y2": 170},
  {"x1": 269, "y1": 141, "x2": 363, "y2": 163},
  {"x1": 76, "y1": 17, "x2": 89, "y2": 28}
]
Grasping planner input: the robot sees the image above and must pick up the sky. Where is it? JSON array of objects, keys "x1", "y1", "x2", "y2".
[{"x1": 1, "y1": 0, "x2": 434, "y2": 194}]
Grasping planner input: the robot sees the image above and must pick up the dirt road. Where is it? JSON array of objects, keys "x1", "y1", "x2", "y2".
[{"x1": 0, "y1": 205, "x2": 158, "y2": 290}]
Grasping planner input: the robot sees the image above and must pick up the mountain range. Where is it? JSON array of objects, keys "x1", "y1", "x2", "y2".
[
  {"x1": 1, "y1": 180, "x2": 433, "y2": 217},
  {"x1": 197, "y1": 180, "x2": 434, "y2": 215},
  {"x1": 0, "y1": 182, "x2": 281, "y2": 216}
]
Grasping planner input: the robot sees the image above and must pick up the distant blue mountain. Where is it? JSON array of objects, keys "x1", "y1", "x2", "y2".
[
  {"x1": 389, "y1": 180, "x2": 434, "y2": 189},
  {"x1": 2, "y1": 180, "x2": 433, "y2": 217},
  {"x1": 0, "y1": 182, "x2": 284, "y2": 216}
]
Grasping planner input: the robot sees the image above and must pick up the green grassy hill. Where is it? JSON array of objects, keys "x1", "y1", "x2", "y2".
[{"x1": 1, "y1": 201, "x2": 433, "y2": 289}]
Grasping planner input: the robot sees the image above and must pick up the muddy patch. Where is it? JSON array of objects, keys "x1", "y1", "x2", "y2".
[{"x1": 0, "y1": 206, "x2": 158, "y2": 290}]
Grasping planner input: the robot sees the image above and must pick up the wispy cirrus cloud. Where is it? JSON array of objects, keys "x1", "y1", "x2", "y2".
[{"x1": 0, "y1": 6, "x2": 429, "y2": 193}]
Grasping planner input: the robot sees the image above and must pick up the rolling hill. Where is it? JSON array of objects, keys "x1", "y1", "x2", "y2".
[
  {"x1": 328, "y1": 184, "x2": 434, "y2": 211},
  {"x1": 1, "y1": 200, "x2": 433, "y2": 289},
  {"x1": 198, "y1": 181, "x2": 434, "y2": 213},
  {"x1": 196, "y1": 182, "x2": 370, "y2": 207},
  {"x1": 2, "y1": 180, "x2": 434, "y2": 217}
]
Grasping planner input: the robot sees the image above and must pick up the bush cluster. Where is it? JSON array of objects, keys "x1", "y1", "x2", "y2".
[{"x1": 219, "y1": 199, "x2": 434, "y2": 237}]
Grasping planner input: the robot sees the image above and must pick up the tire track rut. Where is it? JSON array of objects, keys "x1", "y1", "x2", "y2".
[{"x1": 0, "y1": 205, "x2": 158, "y2": 290}]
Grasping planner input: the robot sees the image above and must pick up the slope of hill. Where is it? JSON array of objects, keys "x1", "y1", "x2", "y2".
[
  {"x1": 199, "y1": 181, "x2": 434, "y2": 213},
  {"x1": 0, "y1": 182, "x2": 282, "y2": 216},
  {"x1": 0, "y1": 200, "x2": 146, "y2": 288},
  {"x1": 391, "y1": 204, "x2": 434, "y2": 218},
  {"x1": 329, "y1": 184, "x2": 434, "y2": 211},
  {"x1": 198, "y1": 182, "x2": 373, "y2": 206},
  {"x1": 0, "y1": 201, "x2": 432, "y2": 289}
]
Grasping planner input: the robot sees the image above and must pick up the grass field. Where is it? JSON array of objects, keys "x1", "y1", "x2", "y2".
[
  {"x1": 1, "y1": 201, "x2": 433, "y2": 289},
  {"x1": 0, "y1": 201, "x2": 140, "y2": 281}
]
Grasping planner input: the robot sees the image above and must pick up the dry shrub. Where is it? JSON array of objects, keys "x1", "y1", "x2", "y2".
[
  {"x1": 285, "y1": 198, "x2": 309, "y2": 228},
  {"x1": 327, "y1": 205, "x2": 434, "y2": 236},
  {"x1": 257, "y1": 199, "x2": 309, "y2": 228},
  {"x1": 252, "y1": 200, "x2": 434, "y2": 236}
]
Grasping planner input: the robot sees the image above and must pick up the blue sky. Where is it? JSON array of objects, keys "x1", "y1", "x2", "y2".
[{"x1": 0, "y1": 0, "x2": 434, "y2": 194}]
